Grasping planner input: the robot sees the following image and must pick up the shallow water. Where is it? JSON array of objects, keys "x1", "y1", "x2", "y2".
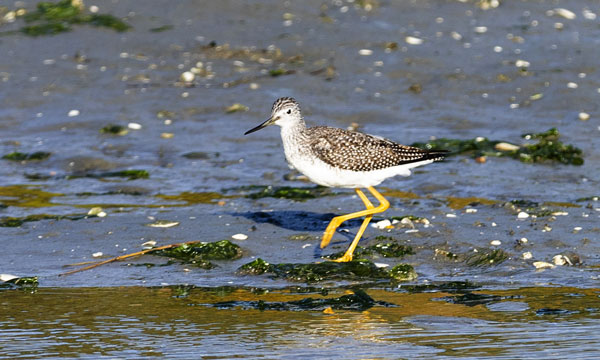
[
  {"x1": 1, "y1": 0, "x2": 600, "y2": 358},
  {"x1": 2, "y1": 286, "x2": 600, "y2": 359}
]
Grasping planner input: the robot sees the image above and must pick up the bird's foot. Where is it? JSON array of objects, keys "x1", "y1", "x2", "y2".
[{"x1": 331, "y1": 253, "x2": 353, "y2": 263}]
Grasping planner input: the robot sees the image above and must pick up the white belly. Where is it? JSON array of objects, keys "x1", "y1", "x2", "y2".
[{"x1": 286, "y1": 153, "x2": 433, "y2": 189}]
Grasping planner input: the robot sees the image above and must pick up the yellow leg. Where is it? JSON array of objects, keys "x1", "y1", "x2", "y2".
[{"x1": 321, "y1": 186, "x2": 390, "y2": 262}]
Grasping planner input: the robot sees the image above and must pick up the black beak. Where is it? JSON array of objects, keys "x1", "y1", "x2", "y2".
[{"x1": 244, "y1": 116, "x2": 276, "y2": 135}]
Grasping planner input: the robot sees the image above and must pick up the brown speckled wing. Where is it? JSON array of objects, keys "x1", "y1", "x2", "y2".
[{"x1": 307, "y1": 127, "x2": 445, "y2": 171}]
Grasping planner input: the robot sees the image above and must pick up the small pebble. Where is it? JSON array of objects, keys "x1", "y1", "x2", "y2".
[
  {"x1": 147, "y1": 220, "x2": 180, "y2": 228},
  {"x1": 358, "y1": 49, "x2": 373, "y2": 56},
  {"x1": 232, "y1": 233, "x2": 248, "y2": 241},
  {"x1": 374, "y1": 262, "x2": 390, "y2": 268},
  {"x1": 446, "y1": 214, "x2": 457, "y2": 218},
  {"x1": 522, "y1": 251, "x2": 533, "y2": 260},
  {"x1": 128, "y1": 122, "x2": 142, "y2": 130},
  {"x1": 142, "y1": 240, "x2": 157, "y2": 249},
  {"x1": 515, "y1": 59, "x2": 530, "y2": 68},
  {"x1": 405, "y1": 36, "x2": 423, "y2": 45},
  {"x1": 68, "y1": 109, "x2": 80, "y2": 117},
  {"x1": 180, "y1": 71, "x2": 195, "y2": 83},
  {"x1": 474, "y1": 26, "x2": 487, "y2": 33},
  {"x1": 517, "y1": 211, "x2": 529, "y2": 219},
  {"x1": 161, "y1": 132, "x2": 174, "y2": 139},
  {"x1": 554, "y1": 8, "x2": 576, "y2": 20},
  {"x1": 92, "y1": 252, "x2": 103, "y2": 258},
  {"x1": 495, "y1": 142, "x2": 520, "y2": 151},
  {"x1": 465, "y1": 208, "x2": 477, "y2": 213},
  {"x1": 372, "y1": 219, "x2": 391, "y2": 229},
  {"x1": 553, "y1": 254, "x2": 572, "y2": 266},
  {"x1": 552, "y1": 211, "x2": 568, "y2": 216},
  {"x1": 567, "y1": 82, "x2": 578, "y2": 89},
  {"x1": 533, "y1": 261, "x2": 555, "y2": 269},
  {"x1": 578, "y1": 112, "x2": 590, "y2": 121},
  {"x1": 490, "y1": 240, "x2": 501, "y2": 246},
  {"x1": 519, "y1": 237, "x2": 528, "y2": 244}
]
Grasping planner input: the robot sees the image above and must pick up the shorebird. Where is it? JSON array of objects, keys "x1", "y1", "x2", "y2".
[{"x1": 244, "y1": 97, "x2": 447, "y2": 262}]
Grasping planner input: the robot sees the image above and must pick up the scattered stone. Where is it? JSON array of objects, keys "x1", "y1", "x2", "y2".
[
  {"x1": 225, "y1": 103, "x2": 249, "y2": 113},
  {"x1": 494, "y1": 142, "x2": 519, "y2": 152},
  {"x1": 405, "y1": 36, "x2": 423, "y2": 45},
  {"x1": 358, "y1": 49, "x2": 373, "y2": 56},
  {"x1": 87, "y1": 207, "x2": 106, "y2": 217},
  {"x1": 146, "y1": 220, "x2": 180, "y2": 228},
  {"x1": 92, "y1": 252, "x2": 103, "y2": 258},
  {"x1": 522, "y1": 251, "x2": 533, "y2": 260},
  {"x1": 553, "y1": 8, "x2": 576, "y2": 20},
  {"x1": 517, "y1": 211, "x2": 529, "y2": 219},
  {"x1": 128, "y1": 122, "x2": 142, "y2": 130},
  {"x1": 142, "y1": 240, "x2": 157, "y2": 249},
  {"x1": 578, "y1": 112, "x2": 590, "y2": 121},
  {"x1": 232, "y1": 233, "x2": 248, "y2": 241},
  {"x1": 68, "y1": 109, "x2": 80, "y2": 117},
  {"x1": 490, "y1": 240, "x2": 501, "y2": 246},
  {"x1": 533, "y1": 261, "x2": 555, "y2": 269},
  {"x1": 372, "y1": 219, "x2": 391, "y2": 229},
  {"x1": 180, "y1": 71, "x2": 195, "y2": 83},
  {"x1": 552, "y1": 255, "x2": 572, "y2": 266}
]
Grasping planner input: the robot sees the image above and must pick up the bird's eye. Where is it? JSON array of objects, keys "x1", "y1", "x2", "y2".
[{"x1": 286, "y1": 109, "x2": 291, "y2": 114}]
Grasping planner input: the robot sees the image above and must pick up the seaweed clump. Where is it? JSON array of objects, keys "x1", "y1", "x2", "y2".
[
  {"x1": 68, "y1": 169, "x2": 149, "y2": 180},
  {"x1": 20, "y1": 0, "x2": 130, "y2": 36},
  {"x1": 100, "y1": 124, "x2": 128, "y2": 135},
  {"x1": 1, "y1": 276, "x2": 39, "y2": 290},
  {"x1": 243, "y1": 185, "x2": 334, "y2": 201},
  {"x1": 412, "y1": 128, "x2": 583, "y2": 165},
  {"x1": 237, "y1": 258, "x2": 416, "y2": 282},
  {"x1": 323, "y1": 242, "x2": 414, "y2": 260},
  {"x1": 212, "y1": 289, "x2": 387, "y2": 311},
  {"x1": 152, "y1": 240, "x2": 242, "y2": 269},
  {"x1": 3, "y1": 151, "x2": 51, "y2": 161}
]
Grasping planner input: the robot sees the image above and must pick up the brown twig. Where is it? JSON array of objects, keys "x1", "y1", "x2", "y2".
[{"x1": 59, "y1": 241, "x2": 202, "y2": 276}]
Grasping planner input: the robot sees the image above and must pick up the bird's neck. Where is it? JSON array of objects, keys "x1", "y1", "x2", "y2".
[
  {"x1": 280, "y1": 118, "x2": 307, "y2": 141},
  {"x1": 280, "y1": 119, "x2": 308, "y2": 159}
]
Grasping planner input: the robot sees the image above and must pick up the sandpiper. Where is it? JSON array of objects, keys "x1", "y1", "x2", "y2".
[{"x1": 244, "y1": 97, "x2": 448, "y2": 262}]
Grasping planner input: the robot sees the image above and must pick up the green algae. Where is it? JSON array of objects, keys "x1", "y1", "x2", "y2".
[
  {"x1": 0, "y1": 276, "x2": 38, "y2": 290},
  {"x1": 149, "y1": 25, "x2": 173, "y2": 32},
  {"x1": 0, "y1": 212, "x2": 97, "y2": 227},
  {"x1": 518, "y1": 128, "x2": 583, "y2": 165},
  {"x1": 438, "y1": 292, "x2": 509, "y2": 306},
  {"x1": 505, "y1": 200, "x2": 565, "y2": 218},
  {"x1": 324, "y1": 242, "x2": 415, "y2": 260},
  {"x1": 3, "y1": 151, "x2": 51, "y2": 161},
  {"x1": 212, "y1": 289, "x2": 387, "y2": 311},
  {"x1": 0, "y1": 185, "x2": 61, "y2": 208},
  {"x1": 242, "y1": 185, "x2": 335, "y2": 201},
  {"x1": 100, "y1": 124, "x2": 128, "y2": 135},
  {"x1": 389, "y1": 264, "x2": 418, "y2": 281},
  {"x1": 466, "y1": 249, "x2": 509, "y2": 267},
  {"x1": 20, "y1": 0, "x2": 130, "y2": 36},
  {"x1": 68, "y1": 169, "x2": 149, "y2": 180},
  {"x1": 156, "y1": 192, "x2": 228, "y2": 205},
  {"x1": 412, "y1": 128, "x2": 583, "y2": 165},
  {"x1": 269, "y1": 69, "x2": 295, "y2": 77},
  {"x1": 152, "y1": 240, "x2": 242, "y2": 269},
  {"x1": 237, "y1": 258, "x2": 415, "y2": 283},
  {"x1": 398, "y1": 280, "x2": 479, "y2": 293}
]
